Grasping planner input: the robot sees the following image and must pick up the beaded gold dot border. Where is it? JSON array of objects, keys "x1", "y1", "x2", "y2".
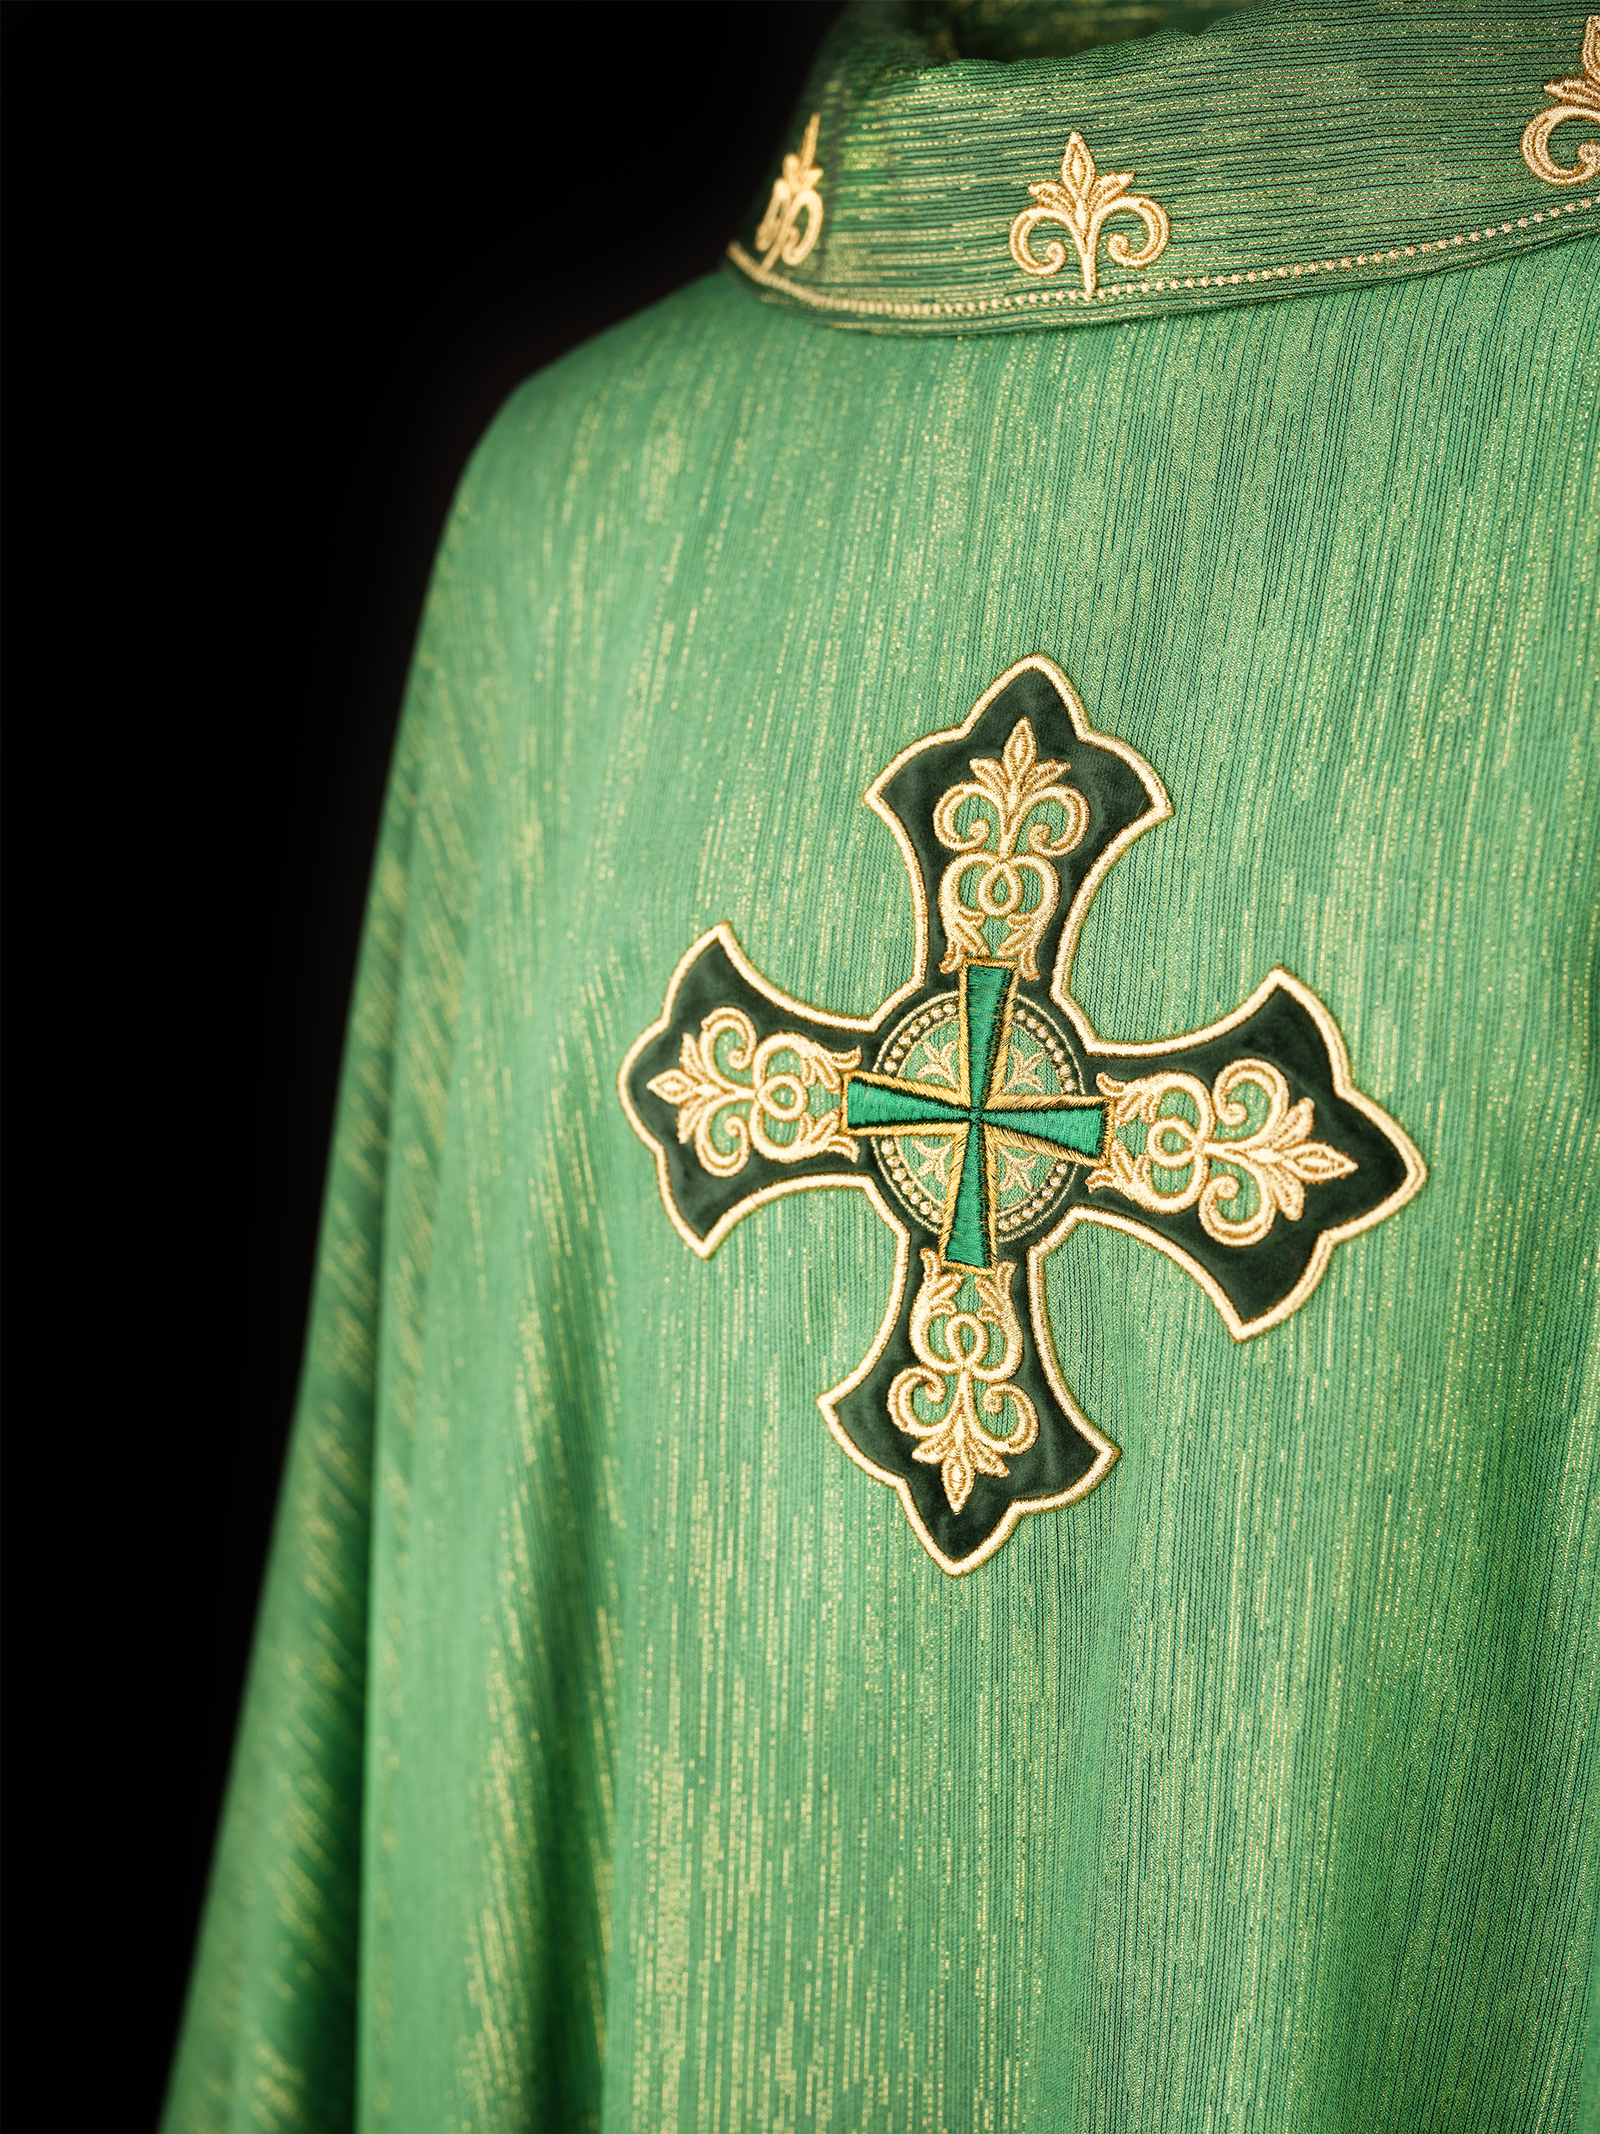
[{"x1": 727, "y1": 193, "x2": 1595, "y2": 322}]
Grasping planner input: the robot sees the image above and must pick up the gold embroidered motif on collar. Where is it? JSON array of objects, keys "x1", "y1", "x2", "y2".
[
  {"x1": 1522, "y1": 15, "x2": 1600, "y2": 185},
  {"x1": 755, "y1": 112, "x2": 825, "y2": 269},
  {"x1": 620, "y1": 657, "x2": 1426, "y2": 1575},
  {"x1": 1009, "y1": 132, "x2": 1171, "y2": 300}
]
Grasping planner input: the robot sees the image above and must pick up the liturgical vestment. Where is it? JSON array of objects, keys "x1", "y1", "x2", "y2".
[{"x1": 166, "y1": 4, "x2": 1600, "y2": 2128}]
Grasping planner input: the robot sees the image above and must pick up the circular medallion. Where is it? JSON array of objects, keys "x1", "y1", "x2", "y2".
[{"x1": 866, "y1": 989, "x2": 1086, "y2": 1247}]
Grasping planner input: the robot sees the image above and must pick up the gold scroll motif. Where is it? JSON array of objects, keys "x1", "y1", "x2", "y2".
[
  {"x1": 935, "y1": 717, "x2": 1088, "y2": 980},
  {"x1": 1009, "y1": 131, "x2": 1171, "y2": 300},
  {"x1": 1089, "y1": 1059, "x2": 1356, "y2": 1247},
  {"x1": 1522, "y1": 16, "x2": 1600, "y2": 185},
  {"x1": 647, "y1": 1008, "x2": 859, "y2": 1176},
  {"x1": 755, "y1": 112, "x2": 825, "y2": 269},
  {"x1": 889, "y1": 1250, "x2": 1040, "y2": 1514}
]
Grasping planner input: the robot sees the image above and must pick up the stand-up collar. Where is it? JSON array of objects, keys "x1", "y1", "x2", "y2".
[{"x1": 728, "y1": 1, "x2": 1599, "y2": 330}]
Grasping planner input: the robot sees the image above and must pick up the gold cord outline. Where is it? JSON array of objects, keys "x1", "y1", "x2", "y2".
[{"x1": 618, "y1": 659, "x2": 1427, "y2": 1574}]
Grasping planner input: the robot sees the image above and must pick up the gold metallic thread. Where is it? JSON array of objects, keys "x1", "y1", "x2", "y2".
[
  {"x1": 646, "y1": 1008, "x2": 860, "y2": 1173},
  {"x1": 727, "y1": 193, "x2": 1597, "y2": 317},
  {"x1": 1009, "y1": 131, "x2": 1172, "y2": 300},
  {"x1": 753, "y1": 112, "x2": 825, "y2": 269},
  {"x1": 1521, "y1": 16, "x2": 1600, "y2": 185},
  {"x1": 889, "y1": 1252, "x2": 1040, "y2": 1515},
  {"x1": 1089, "y1": 1060, "x2": 1358, "y2": 1247},
  {"x1": 933, "y1": 717, "x2": 1088, "y2": 980},
  {"x1": 619, "y1": 658, "x2": 1427, "y2": 1573}
]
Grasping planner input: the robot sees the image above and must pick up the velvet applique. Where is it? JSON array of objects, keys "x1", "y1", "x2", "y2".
[{"x1": 621, "y1": 657, "x2": 1426, "y2": 1573}]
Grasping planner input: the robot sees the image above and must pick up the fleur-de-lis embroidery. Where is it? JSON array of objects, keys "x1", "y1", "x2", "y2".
[
  {"x1": 647, "y1": 1008, "x2": 858, "y2": 1176},
  {"x1": 910, "y1": 1138, "x2": 953, "y2": 1190},
  {"x1": 1089, "y1": 1060, "x2": 1357, "y2": 1249},
  {"x1": 889, "y1": 1253, "x2": 1039, "y2": 1515},
  {"x1": 755, "y1": 112, "x2": 825, "y2": 269},
  {"x1": 933, "y1": 716, "x2": 1088, "y2": 981},
  {"x1": 1009, "y1": 131, "x2": 1170, "y2": 300},
  {"x1": 1522, "y1": 16, "x2": 1600, "y2": 186},
  {"x1": 1001, "y1": 1043, "x2": 1045, "y2": 1096},
  {"x1": 996, "y1": 1143, "x2": 1043, "y2": 1199},
  {"x1": 918, "y1": 1031, "x2": 961, "y2": 1088}
]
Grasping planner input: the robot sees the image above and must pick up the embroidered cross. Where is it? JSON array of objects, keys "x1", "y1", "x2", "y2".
[
  {"x1": 621, "y1": 657, "x2": 1425, "y2": 1573},
  {"x1": 847, "y1": 964, "x2": 1104, "y2": 1271}
]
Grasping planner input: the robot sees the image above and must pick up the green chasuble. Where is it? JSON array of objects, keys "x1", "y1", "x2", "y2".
[{"x1": 166, "y1": 5, "x2": 1600, "y2": 2128}]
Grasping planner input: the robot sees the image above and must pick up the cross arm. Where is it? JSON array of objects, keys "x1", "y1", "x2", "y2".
[
  {"x1": 1068, "y1": 970, "x2": 1426, "y2": 1337},
  {"x1": 844, "y1": 1079, "x2": 967, "y2": 1132},
  {"x1": 619, "y1": 925, "x2": 876, "y2": 1257},
  {"x1": 868, "y1": 657, "x2": 1170, "y2": 999}
]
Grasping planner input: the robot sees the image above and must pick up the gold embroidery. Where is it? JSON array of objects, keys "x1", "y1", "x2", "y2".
[
  {"x1": 1000, "y1": 1039, "x2": 1045, "y2": 1095},
  {"x1": 996, "y1": 1142, "x2": 1044, "y2": 1198},
  {"x1": 620, "y1": 661, "x2": 1428, "y2": 1577},
  {"x1": 889, "y1": 1251, "x2": 1039, "y2": 1513},
  {"x1": 728, "y1": 189, "x2": 1595, "y2": 317},
  {"x1": 754, "y1": 112, "x2": 825, "y2": 269},
  {"x1": 1009, "y1": 131, "x2": 1171, "y2": 300},
  {"x1": 1089, "y1": 1059, "x2": 1357, "y2": 1247},
  {"x1": 1522, "y1": 16, "x2": 1600, "y2": 185},
  {"x1": 918, "y1": 1030, "x2": 961, "y2": 1087},
  {"x1": 647, "y1": 1007, "x2": 859, "y2": 1175},
  {"x1": 934, "y1": 718, "x2": 1088, "y2": 980},
  {"x1": 865, "y1": 989, "x2": 1089, "y2": 1247},
  {"x1": 909, "y1": 1137, "x2": 954, "y2": 1191}
]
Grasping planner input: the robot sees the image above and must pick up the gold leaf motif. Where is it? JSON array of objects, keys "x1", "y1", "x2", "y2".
[
  {"x1": 1001, "y1": 1041, "x2": 1046, "y2": 1094},
  {"x1": 1009, "y1": 130, "x2": 1171, "y2": 300},
  {"x1": 995, "y1": 1142, "x2": 1043, "y2": 1198},
  {"x1": 889, "y1": 1251, "x2": 1039, "y2": 1513},
  {"x1": 909, "y1": 1137, "x2": 954, "y2": 1189},
  {"x1": 933, "y1": 717, "x2": 1089, "y2": 979},
  {"x1": 755, "y1": 112, "x2": 825, "y2": 269},
  {"x1": 1088, "y1": 1059, "x2": 1357, "y2": 1247},
  {"x1": 1522, "y1": 16, "x2": 1600, "y2": 185},
  {"x1": 918, "y1": 1031, "x2": 961, "y2": 1088},
  {"x1": 648, "y1": 1006, "x2": 859, "y2": 1176}
]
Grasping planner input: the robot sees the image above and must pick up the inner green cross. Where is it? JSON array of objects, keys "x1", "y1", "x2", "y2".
[{"x1": 845, "y1": 963, "x2": 1105, "y2": 1270}]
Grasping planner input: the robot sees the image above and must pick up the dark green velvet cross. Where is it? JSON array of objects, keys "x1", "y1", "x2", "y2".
[{"x1": 845, "y1": 963, "x2": 1104, "y2": 1269}]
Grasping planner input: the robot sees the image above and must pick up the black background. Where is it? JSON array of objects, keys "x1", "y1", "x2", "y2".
[{"x1": 4, "y1": 5, "x2": 845, "y2": 2127}]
